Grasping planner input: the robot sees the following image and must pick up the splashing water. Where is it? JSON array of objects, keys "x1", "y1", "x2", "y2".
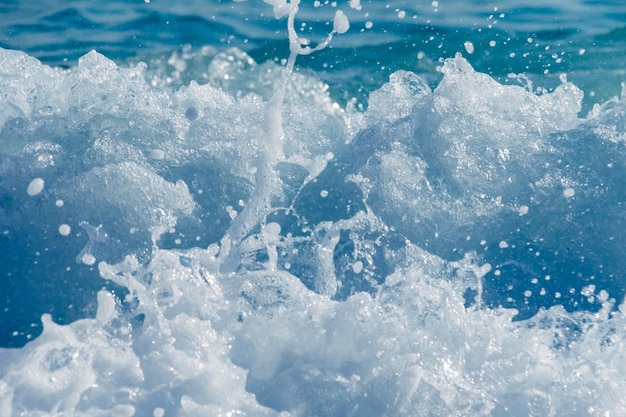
[
  {"x1": 1, "y1": 1, "x2": 626, "y2": 416},
  {"x1": 218, "y1": 0, "x2": 349, "y2": 270}
]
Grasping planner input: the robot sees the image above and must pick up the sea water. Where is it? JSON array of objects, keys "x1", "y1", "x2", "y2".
[{"x1": 1, "y1": 0, "x2": 626, "y2": 415}]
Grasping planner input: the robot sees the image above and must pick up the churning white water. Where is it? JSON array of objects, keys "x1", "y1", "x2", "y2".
[{"x1": 1, "y1": 1, "x2": 626, "y2": 416}]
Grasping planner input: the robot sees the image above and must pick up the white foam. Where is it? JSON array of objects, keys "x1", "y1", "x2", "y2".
[
  {"x1": 0, "y1": 8, "x2": 625, "y2": 415},
  {"x1": 365, "y1": 70, "x2": 431, "y2": 124},
  {"x1": 219, "y1": 0, "x2": 350, "y2": 268},
  {"x1": 464, "y1": 40, "x2": 475, "y2": 54},
  {"x1": 81, "y1": 253, "x2": 96, "y2": 266},
  {"x1": 26, "y1": 177, "x2": 45, "y2": 196},
  {"x1": 333, "y1": 10, "x2": 350, "y2": 34},
  {"x1": 58, "y1": 224, "x2": 71, "y2": 236},
  {"x1": 2, "y1": 244, "x2": 624, "y2": 415}
]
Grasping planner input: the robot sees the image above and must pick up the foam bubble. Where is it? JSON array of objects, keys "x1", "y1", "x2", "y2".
[
  {"x1": 26, "y1": 178, "x2": 44, "y2": 196},
  {"x1": 81, "y1": 253, "x2": 96, "y2": 266},
  {"x1": 333, "y1": 10, "x2": 350, "y2": 34},
  {"x1": 58, "y1": 224, "x2": 71, "y2": 236}
]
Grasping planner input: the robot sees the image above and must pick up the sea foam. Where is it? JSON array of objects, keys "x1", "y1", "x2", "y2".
[{"x1": 1, "y1": 8, "x2": 626, "y2": 415}]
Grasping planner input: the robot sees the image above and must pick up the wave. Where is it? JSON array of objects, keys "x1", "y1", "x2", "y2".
[{"x1": 0, "y1": 3, "x2": 625, "y2": 413}]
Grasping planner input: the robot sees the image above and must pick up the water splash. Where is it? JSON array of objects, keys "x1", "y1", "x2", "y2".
[
  {"x1": 1, "y1": 1, "x2": 626, "y2": 415},
  {"x1": 219, "y1": 0, "x2": 350, "y2": 270}
]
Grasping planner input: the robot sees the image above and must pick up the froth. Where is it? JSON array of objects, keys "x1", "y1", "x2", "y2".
[
  {"x1": 1, "y1": 22, "x2": 626, "y2": 417},
  {"x1": 2, "y1": 244, "x2": 624, "y2": 416}
]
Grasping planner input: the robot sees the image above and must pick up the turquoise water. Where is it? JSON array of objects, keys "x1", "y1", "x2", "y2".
[
  {"x1": 2, "y1": 1, "x2": 624, "y2": 108},
  {"x1": 1, "y1": 1, "x2": 626, "y2": 415}
]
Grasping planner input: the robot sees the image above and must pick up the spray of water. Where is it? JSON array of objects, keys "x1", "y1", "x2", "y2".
[
  {"x1": 219, "y1": 0, "x2": 350, "y2": 270},
  {"x1": 4, "y1": 2, "x2": 626, "y2": 416}
]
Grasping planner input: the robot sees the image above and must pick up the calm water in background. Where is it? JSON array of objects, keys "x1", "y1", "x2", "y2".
[{"x1": 1, "y1": 0, "x2": 625, "y2": 108}]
